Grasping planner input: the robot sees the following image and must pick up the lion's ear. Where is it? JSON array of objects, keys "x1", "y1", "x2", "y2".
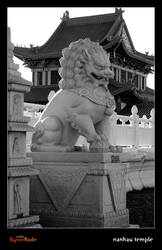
[{"x1": 82, "y1": 48, "x2": 91, "y2": 61}]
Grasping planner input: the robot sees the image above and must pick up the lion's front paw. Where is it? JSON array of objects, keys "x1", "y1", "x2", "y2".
[
  {"x1": 109, "y1": 145, "x2": 123, "y2": 153},
  {"x1": 89, "y1": 135, "x2": 110, "y2": 153}
]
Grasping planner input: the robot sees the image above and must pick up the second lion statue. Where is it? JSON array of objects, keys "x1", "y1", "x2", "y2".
[{"x1": 31, "y1": 38, "x2": 121, "y2": 152}]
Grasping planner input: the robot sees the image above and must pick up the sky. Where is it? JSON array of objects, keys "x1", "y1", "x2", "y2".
[{"x1": 7, "y1": 7, "x2": 155, "y2": 89}]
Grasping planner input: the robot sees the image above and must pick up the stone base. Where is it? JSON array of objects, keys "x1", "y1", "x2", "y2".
[
  {"x1": 28, "y1": 152, "x2": 129, "y2": 228},
  {"x1": 129, "y1": 224, "x2": 139, "y2": 228},
  {"x1": 39, "y1": 209, "x2": 129, "y2": 228},
  {"x1": 8, "y1": 215, "x2": 42, "y2": 228},
  {"x1": 23, "y1": 223, "x2": 42, "y2": 228}
]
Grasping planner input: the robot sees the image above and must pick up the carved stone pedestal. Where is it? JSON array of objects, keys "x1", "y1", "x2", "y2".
[
  {"x1": 28, "y1": 152, "x2": 129, "y2": 228},
  {"x1": 7, "y1": 27, "x2": 41, "y2": 228}
]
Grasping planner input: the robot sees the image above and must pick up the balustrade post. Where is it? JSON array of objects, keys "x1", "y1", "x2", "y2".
[
  {"x1": 131, "y1": 105, "x2": 139, "y2": 149},
  {"x1": 150, "y1": 109, "x2": 155, "y2": 148}
]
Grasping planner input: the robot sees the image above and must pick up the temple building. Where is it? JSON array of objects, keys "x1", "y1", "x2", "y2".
[{"x1": 14, "y1": 8, "x2": 154, "y2": 118}]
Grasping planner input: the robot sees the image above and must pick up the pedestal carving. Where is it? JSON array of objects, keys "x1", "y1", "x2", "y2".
[{"x1": 28, "y1": 152, "x2": 129, "y2": 228}]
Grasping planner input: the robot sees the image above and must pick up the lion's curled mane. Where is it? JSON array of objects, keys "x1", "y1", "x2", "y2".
[{"x1": 58, "y1": 38, "x2": 109, "y2": 89}]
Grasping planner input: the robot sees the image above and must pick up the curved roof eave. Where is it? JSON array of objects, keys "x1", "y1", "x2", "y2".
[
  {"x1": 121, "y1": 41, "x2": 154, "y2": 65},
  {"x1": 122, "y1": 22, "x2": 135, "y2": 52},
  {"x1": 112, "y1": 86, "x2": 133, "y2": 95},
  {"x1": 100, "y1": 11, "x2": 122, "y2": 43},
  {"x1": 13, "y1": 20, "x2": 65, "y2": 60},
  {"x1": 136, "y1": 50, "x2": 154, "y2": 61},
  {"x1": 14, "y1": 49, "x2": 61, "y2": 61},
  {"x1": 14, "y1": 47, "x2": 37, "y2": 61},
  {"x1": 134, "y1": 89, "x2": 154, "y2": 103},
  {"x1": 102, "y1": 36, "x2": 121, "y2": 50},
  {"x1": 38, "y1": 20, "x2": 65, "y2": 51}
]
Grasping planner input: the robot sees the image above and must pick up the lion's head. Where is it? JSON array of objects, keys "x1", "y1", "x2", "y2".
[{"x1": 58, "y1": 38, "x2": 114, "y2": 90}]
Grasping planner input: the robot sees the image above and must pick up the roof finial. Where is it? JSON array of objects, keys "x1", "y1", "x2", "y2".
[
  {"x1": 60, "y1": 10, "x2": 70, "y2": 21},
  {"x1": 115, "y1": 7, "x2": 125, "y2": 15}
]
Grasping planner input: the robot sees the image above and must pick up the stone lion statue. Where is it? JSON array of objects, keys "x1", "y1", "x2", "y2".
[{"x1": 31, "y1": 38, "x2": 121, "y2": 152}]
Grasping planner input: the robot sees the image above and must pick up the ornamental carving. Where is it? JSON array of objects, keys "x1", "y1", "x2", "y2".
[
  {"x1": 122, "y1": 27, "x2": 133, "y2": 53},
  {"x1": 12, "y1": 94, "x2": 22, "y2": 117},
  {"x1": 109, "y1": 168, "x2": 126, "y2": 211},
  {"x1": 36, "y1": 165, "x2": 87, "y2": 210},
  {"x1": 13, "y1": 182, "x2": 22, "y2": 215},
  {"x1": 12, "y1": 137, "x2": 20, "y2": 154}
]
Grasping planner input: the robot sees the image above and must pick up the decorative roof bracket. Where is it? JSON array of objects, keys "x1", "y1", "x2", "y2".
[{"x1": 60, "y1": 10, "x2": 70, "y2": 21}]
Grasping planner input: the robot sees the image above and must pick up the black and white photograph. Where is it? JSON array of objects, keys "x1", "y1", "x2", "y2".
[{"x1": 6, "y1": 6, "x2": 155, "y2": 247}]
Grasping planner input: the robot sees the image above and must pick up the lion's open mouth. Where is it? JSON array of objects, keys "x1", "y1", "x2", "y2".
[{"x1": 91, "y1": 72, "x2": 108, "y2": 81}]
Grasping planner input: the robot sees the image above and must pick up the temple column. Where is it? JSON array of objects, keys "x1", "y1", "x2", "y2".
[
  {"x1": 118, "y1": 67, "x2": 121, "y2": 82},
  {"x1": 125, "y1": 70, "x2": 128, "y2": 82},
  {"x1": 48, "y1": 71, "x2": 51, "y2": 86},
  {"x1": 138, "y1": 75, "x2": 141, "y2": 90},
  {"x1": 34, "y1": 72, "x2": 37, "y2": 87},
  {"x1": 42, "y1": 71, "x2": 46, "y2": 86},
  {"x1": 144, "y1": 76, "x2": 146, "y2": 90},
  {"x1": 116, "y1": 68, "x2": 118, "y2": 81}
]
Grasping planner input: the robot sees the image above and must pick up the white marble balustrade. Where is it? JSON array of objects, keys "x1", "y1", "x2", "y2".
[{"x1": 24, "y1": 102, "x2": 154, "y2": 151}]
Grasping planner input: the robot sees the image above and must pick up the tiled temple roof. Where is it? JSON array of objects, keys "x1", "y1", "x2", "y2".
[
  {"x1": 15, "y1": 8, "x2": 154, "y2": 113},
  {"x1": 14, "y1": 8, "x2": 154, "y2": 65},
  {"x1": 14, "y1": 11, "x2": 118, "y2": 60}
]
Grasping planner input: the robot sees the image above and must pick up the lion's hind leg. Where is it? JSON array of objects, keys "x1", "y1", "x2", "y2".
[{"x1": 31, "y1": 116, "x2": 67, "y2": 152}]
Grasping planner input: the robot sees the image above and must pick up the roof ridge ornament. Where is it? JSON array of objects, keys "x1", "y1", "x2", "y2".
[
  {"x1": 115, "y1": 7, "x2": 125, "y2": 15},
  {"x1": 60, "y1": 10, "x2": 70, "y2": 21}
]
